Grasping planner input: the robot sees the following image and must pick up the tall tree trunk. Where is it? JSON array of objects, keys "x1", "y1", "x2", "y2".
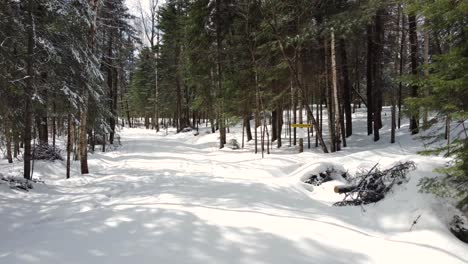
[
  {"x1": 373, "y1": 9, "x2": 384, "y2": 142},
  {"x1": 325, "y1": 37, "x2": 336, "y2": 152},
  {"x1": 422, "y1": 29, "x2": 430, "y2": 127},
  {"x1": 398, "y1": 12, "x2": 406, "y2": 129},
  {"x1": 254, "y1": 74, "x2": 259, "y2": 154},
  {"x1": 24, "y1": 0, "x2": 34, "y2": 180},
  {"x1": 366, "y1": 24, "x2": 374, "y2": 136},
  {"x1": 108, "y1": 32, "x2": 115, "y2": 144},
  {"x1": 331, "y1": 29, "x2": 341, "y2": 151},
  {"x1": 80, "y1": 0, "x2": 99, "y2": 175},
  {"x1": 175, "y1": 47, "x2": 182, "y2": 132},
  {"x1": 298, "y1": 50, "x2": 304, "y2": 152},
  {"x1": 408, "y1": 14, "x2": 419, "y2": 134},
  {"x1": 340, "y1": 38, "x2": 352, "y2": 137},
  {"x1": 215, "y1": 0, "x2": 225, "y2": 148},
  {"x1": 392, "y1": 6, "x2": 402, "y2": 143},
  {"x1": 292, "y1": 83, "x2": 297, "y2": 146}
]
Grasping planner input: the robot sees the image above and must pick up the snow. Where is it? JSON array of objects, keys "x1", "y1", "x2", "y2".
[{"x1": 1, "y1": 107, "x2": 467, "y2": 264}]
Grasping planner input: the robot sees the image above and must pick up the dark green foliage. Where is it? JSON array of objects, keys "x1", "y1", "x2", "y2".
[{"x1": 404, "y1": 0, "x2": 468, "y2": 210}]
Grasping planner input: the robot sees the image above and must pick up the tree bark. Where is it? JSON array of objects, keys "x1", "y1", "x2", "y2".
[
  {"x1": 398, "y1": 12, "x2": 406, "y2": 129},
  {"x1": 325, "y1": 37, "x2": 336, "y2": 152},
  {"x1": 408, "y1": 14, "x2": 419, "y2": 134},
  {"x1": 24, "y1": 0, "x2": 34, "y2": 180},
  {"x1": 366, "y1": 24, "x2": 374, "y2": 136},
  {"x1": 80, "y1": 0, "x2": 100, "y2": 175},
  {"x1": 373, "y1": 9, "x2": 384, "y2": 142},
  {"x1": 67, "y1": 113, "x2": 72, "y2": 179},
  {"x1": 5, "y1": 114, "x2": 13, "y2": 163},
  {"x1": 340, "y1": 38, "x2": 352, "y2": 137},
  {"x1": 277, "y1": 104, "x2": 283, "y2": 148},
  {"x1": 331, "y1": 29, "x2": 341, "y2": 151}
]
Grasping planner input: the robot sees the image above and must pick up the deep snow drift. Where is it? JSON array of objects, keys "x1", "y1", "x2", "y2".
[{"x1": 1, "y1": 108, "x2": 467, "y2": 264}]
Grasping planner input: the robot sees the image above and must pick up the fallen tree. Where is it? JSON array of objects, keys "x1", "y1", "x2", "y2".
[{"x1": 334, "y1": 161, "x2": 416, "y2": 206}]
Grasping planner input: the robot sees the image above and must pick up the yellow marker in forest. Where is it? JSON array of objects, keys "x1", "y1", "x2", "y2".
[{"x1": 291, "y1": 124, "x2": 312, "y2": 128}]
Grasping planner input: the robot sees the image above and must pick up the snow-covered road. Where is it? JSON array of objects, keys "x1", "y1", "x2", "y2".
[{"x1": 1, "y1": 126, "x2": 468, "y2": 264}]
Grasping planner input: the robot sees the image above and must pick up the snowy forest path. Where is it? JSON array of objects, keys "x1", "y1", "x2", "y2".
[{"x1": 0, "y1": 127, "x2": 467, "y2": 264}]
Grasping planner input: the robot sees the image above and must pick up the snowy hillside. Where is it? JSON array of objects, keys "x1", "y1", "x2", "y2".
[{"x1": 0, "y1": 109, "x2": 467, "y2": 264}]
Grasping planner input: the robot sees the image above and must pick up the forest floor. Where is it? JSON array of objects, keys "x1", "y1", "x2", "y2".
[{"x1": 1, "y1": 108, "x2": 468, "y2": 264}]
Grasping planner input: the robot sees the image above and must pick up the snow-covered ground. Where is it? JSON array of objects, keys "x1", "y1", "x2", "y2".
[{"x1": 1, "y1": 108, "x2": 467, "y2": 264}]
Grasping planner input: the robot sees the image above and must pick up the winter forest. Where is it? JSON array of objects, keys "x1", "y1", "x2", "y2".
[{"x1": 0, "y1": 0, "x2": 467, "y2": 263}]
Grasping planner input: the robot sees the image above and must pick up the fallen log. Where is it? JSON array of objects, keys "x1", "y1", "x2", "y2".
[
  {"x1": 334, "y1": 184, "x2": 358, "y2": 194},
  {"x1": 333, "y1": 161, "x2": 416, "y2": 206}
]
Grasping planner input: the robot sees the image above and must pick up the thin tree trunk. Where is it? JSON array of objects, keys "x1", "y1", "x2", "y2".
[
  {"x1": 79, "y1": 103, "x2": 89, "y2": 174},
  {"x1": 292, "y1": 81, "x2": 297, "y2": 146},
  {"x1": 398, "y1": 12, "x2": 406, "y2": 129},
  {"x1": 340, "y1": 38, "x2": 352, "y2": 137},
  {"x1": 215, "y1": 0, "x2": 225, "y2": 149},
  {"x1": 242, "y1": 118, "x2": 245, "y2": 148},
  {"x1": 277, "y1": 103, "x2": 283, "y2": 148},
  {"x1": 366, "y1": 24, "x2": 374, "y2": 136},
  {"x1": 422, "y1": 29, "x2": 430, "y2": 127},
  {"x1": 326, "y1": 37, "x2": 336, "y2": 152},
  {"x1": 408, "y1": 14, "x2": 419, "y2": 134},
  {"x1": 80, "y1": 0, "x2": 99, "y2": 175},
  {"x1": 66, "y1": 113, "x2": 72, "y2": 179},
  {"x1": 5, "y1": 114, "x2": 13, "y2": 163},
  {"x1": 331, "y1": 29, "x2": 341, "y2": 151},
  {"x1": 52, "y1": 101, "x2": 56, "y2": 148},
  {"x1": 298, "y1": 51, "x2": 304, "y2": 152},
  {"x1": 446, "y1": 115, "x2": 451, "y2": 155},
  {"x1": 107, "y1": 31, "x2": 115, "y2": 144},
  {"x1": 373, "y1": 9, "x2": 384, "y2": 142}
]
